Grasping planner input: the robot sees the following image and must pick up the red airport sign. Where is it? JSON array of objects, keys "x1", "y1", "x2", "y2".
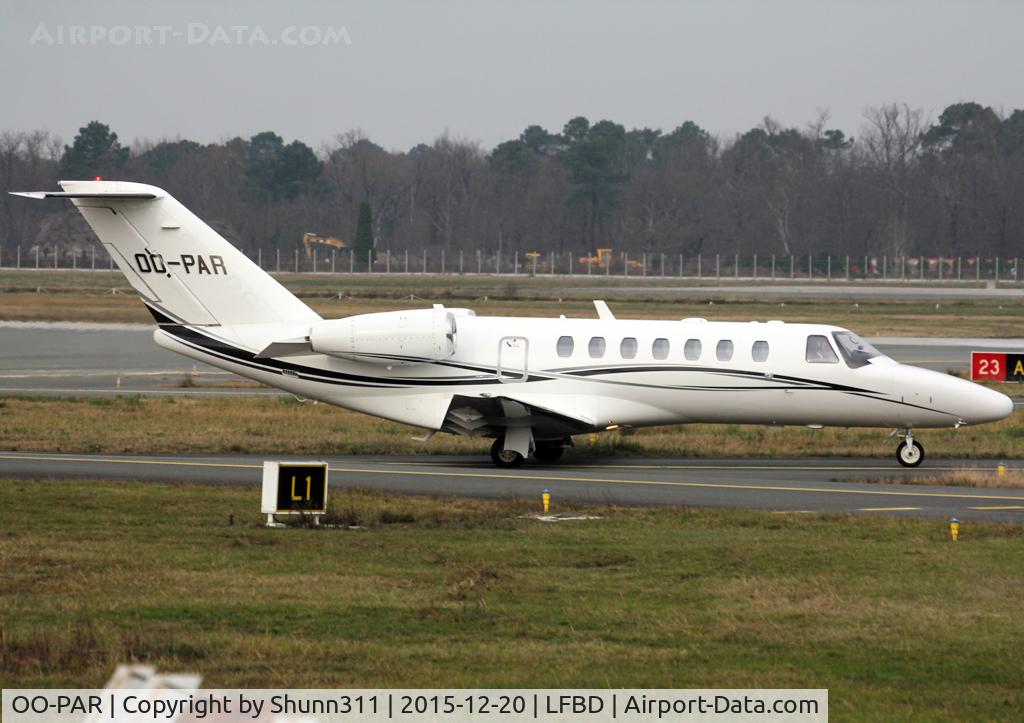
[{"x1": 971, "y1": 351, "x2": 1024, "y2": 382}]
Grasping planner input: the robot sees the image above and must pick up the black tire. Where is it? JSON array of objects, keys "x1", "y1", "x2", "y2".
[
  {"x1": 896, "y1": 439, "x2": 924, "y2": 467},
  {"x1": 533, "y1": 444, "x2": 565, "y2": 462},
  {"x1": 491, "y1": 438, "x2": 525, "y2": 468}
]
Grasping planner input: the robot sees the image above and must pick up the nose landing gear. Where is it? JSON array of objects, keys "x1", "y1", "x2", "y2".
[{"x1": 896, "y1": 430, "x2": 924, "y2": 467}]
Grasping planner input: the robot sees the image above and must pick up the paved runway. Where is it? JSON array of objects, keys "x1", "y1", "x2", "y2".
[
  {"x1": 560, "y1": 283, "x2": 1024, "y2": 300},
  {"x1": 3, "y1": 322, "x2": 1024, "y2": 396},
  {"x1": 3, "y1": 451, "x2": 1023, "y2": 522}
]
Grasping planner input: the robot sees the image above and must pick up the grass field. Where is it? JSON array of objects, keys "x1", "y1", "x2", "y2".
[
  {"x1": 1, "y1": 395, "x2": 1022, "y2": 459},
  {"x1": 2, "y1": 479, "x2": 1023, "y2": 721},
  {"x1": 1, "y1": 269, "x2": 1022, "y2": 337}
]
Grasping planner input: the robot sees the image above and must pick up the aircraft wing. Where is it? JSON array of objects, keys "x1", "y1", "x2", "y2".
[{"x1": 441, "y1": 393, "x2": 595, "y2": 440}]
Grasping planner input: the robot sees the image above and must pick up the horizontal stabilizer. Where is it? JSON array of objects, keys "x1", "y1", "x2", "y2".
[{"x1": 11, "y1": 191, "x2": 158, "y2": 200}]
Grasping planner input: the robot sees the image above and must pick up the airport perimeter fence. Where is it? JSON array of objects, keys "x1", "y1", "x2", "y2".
[{"x1": 1, "y1": 245, "x2": 1022, "y2": 283}]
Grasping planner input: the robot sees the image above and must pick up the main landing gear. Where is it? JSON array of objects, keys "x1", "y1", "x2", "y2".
[
  {"x1": 490, "y1": 436, "x2": 570, "y2": 468},
  {"x1": 896, "y1": 430, "x2": 924, "y2": 467},
  {"x1": 490, "y1": 438, "x2": 525, "y2": 468}
]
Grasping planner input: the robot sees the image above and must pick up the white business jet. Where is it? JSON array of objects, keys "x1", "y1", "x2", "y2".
[{"x1": 14, "y1": 181, "x2": 1014, "y2": 468}]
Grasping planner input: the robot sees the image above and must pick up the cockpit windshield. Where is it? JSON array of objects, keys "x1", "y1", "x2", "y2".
[{"x1": 831, "y1": 331, "x2": 883, "y2": 369}]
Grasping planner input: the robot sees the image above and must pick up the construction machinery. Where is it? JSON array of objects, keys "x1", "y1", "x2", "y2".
[
  {"x1": 577, "y1": 248, "x2": 643, "y2": 271},
  {"x1": 302, "y1": 232, "x2": 349, "y2": 258}
]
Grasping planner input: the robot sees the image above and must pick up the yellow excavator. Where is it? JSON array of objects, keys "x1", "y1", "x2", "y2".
[{"x1": 302, "y1": 232, "x2": 349, "y2": 258}]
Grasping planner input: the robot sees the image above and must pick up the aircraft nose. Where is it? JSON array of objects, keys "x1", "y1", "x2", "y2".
[{"x1": 970, "y1": 384, "x2": 1015, "y2": 423}]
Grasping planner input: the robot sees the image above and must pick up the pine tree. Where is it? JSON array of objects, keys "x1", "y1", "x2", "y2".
[{"x1": 354, "y1": 202, "x2": 375, "y2": 271}]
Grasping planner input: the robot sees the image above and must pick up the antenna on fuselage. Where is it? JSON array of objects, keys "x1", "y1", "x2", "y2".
[{"x1": 593, "y1": 300, "x2": 615, "y2": 321}]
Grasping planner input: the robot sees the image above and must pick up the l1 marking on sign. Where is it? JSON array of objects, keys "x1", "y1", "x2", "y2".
[
  {"x1": 261, "y1": 461, "x2": 329, "y2": 524},
  {"x1": 971, "y1": 352, "x2": 1024, "y2": 382}
]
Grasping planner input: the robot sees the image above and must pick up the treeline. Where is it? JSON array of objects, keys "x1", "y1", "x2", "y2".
[{"x1": 2, "y1": 101, "x2": 1024, "y2": 259}]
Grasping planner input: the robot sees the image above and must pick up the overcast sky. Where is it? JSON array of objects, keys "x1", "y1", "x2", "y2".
[{"x1": 2, "y1": 0, "x2": 1020, "y2": 152}]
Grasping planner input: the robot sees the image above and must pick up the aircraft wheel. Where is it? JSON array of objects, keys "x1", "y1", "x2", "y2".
[
  {"x1": 533, "y1": 444, "x2": 565, "y2": 462},
  {"x1": 491, "y1": 438, "x2": 525, "y2": 468},
  {"x1": 896, "y1": 439, "x2": 924, "y2": 467}
]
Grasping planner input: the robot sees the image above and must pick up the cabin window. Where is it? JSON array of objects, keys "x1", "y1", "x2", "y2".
[
  {"x1": 589, "y1": 336, "x2": 607, "y2": 358},
  {"x1": 806, "y1": 335, "x2": 839, "y2": 363},
  {"x1": 716, "y1": 339, "x2": 734, "y2": 361},
  {"x1": 652, "y1": 338, "x2": 670, "y2": 360},
  {"x1": 620, "y1": 337, "x2": 638, "y2": 359},
  {"x1": 556, "y1": 335, "x2": 574, "y2": 358},
  {"x1": 751, "y1": 340, "x2": 770, "y2": 362},
  {"x1": 684, "y1": 338, "x2": 702, "y2": 361}
]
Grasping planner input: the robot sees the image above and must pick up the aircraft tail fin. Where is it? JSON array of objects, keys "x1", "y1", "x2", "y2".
[{"x1": 12, "y1": 180, "x2": 320, "y2": 326}]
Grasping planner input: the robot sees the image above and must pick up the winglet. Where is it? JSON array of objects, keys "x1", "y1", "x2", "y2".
[{"x1": 593, "y1": 300, "x2": 615, "y2": 321}]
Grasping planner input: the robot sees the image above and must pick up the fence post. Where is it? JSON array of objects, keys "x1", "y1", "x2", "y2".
[
  {"x1": 441, "y1": 249, "x2": 445, "y2": 274},
  {"x1": 568, "y1": 251, "x2": 573, "y2": 276},
  {"x1": 995, "y1": 257, "x2": 1000, "y2": 283},
  {"x1": 753, "y1": 253, "x2": 758, "y2": 279},
  {"x1": 697, "y1": 254, "x2": 702, "y2": 278},
  {"x1": 17, "y1": 245, "x2": 21, "y2": 269},
  {"x1": 957, "y1": 256, "x2": 961, "y2": 281},
  {"x1": 54, "y1": 249, "x2": 58, "y2": 268},
  {"x1": 790, "y1": 255, "x2": 794, "y2": 279},
  {"x1": 882, "y1": 255, "x2": 886, "y2": 280},
  {"x1": 405, "y1": 249, "x2": 409, "y2": 273},
  {"x1": 920, "y1": 256, "x2": 924, "y2": 280},
  {"x1": 734, "y1": 253, "x2": 739, "y2": 279},
  {"x1": 514, "y1": 250, "x2": 519, "y2": 275},
  {"x1": 678, "y1": 253, "x2": 683, "y2": 279},
  {"x1": 624, "y1": 252, "x2": 629, "y2": 277},
  {"x1": 312, "y1": 249, "x2": 317, "y2": 273},
  {"x1": 477, "y1": 249, "x2": 482, "y2": 274},
  {"x1": 423, "y1": 249, "x2": 427, "y2": 274},
  {"x1": 827, "y1": 255, "x2": 831, "y2": 281},
  {"x1": 35, "y1": 247, "x2": 40, "y2": 269},
  {"x1": 459, "y1": 250, "x2": 464, "y2": 274},
  {"x1": 771, "y1": 254, "x2": 776, "y2": 279},
  {"x1": 716, "y1": 254, "x2": 720, "y2": 280},
  {"x1": 294, "y1": 249, "x2": 298, "y2": 273},
  {"x1": 91, "y1": 246, "x2": 95, "y2": 270},
  {"x1": 350, "y1": 250, "x2": 354, "y2": 273},
  {"x1": 276, "y1": 249, "x2": 280, "y2": 272}
]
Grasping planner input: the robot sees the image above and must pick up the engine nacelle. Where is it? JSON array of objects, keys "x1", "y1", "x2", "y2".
[{"x1": 309, "y1": 308, "x2": 457, "y2": 364}]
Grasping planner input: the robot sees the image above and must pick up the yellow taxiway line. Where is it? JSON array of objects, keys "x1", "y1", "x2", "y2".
[{"x1": 2, "y1": 452, "x2": 1024, "y2": 503}]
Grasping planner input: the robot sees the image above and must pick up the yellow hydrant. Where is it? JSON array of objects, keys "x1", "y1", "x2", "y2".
[
  {"x1": 997, "y1": 464, "x2": 1007, "y2": 477},
  {"x1": 542, "y1": 489, "x2": 551, "y2": 514},
  {"x1": 948, "y1": 517, "x2": 960, "y2": 542}
]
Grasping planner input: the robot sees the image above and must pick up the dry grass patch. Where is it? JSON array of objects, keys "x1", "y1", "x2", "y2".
[
  {"x1": 3, "y1": 480, "x2": 1024, "y2": 720},
  {"x1": 1, "y1": 395, "x2": 1022, "y2": 459}
]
